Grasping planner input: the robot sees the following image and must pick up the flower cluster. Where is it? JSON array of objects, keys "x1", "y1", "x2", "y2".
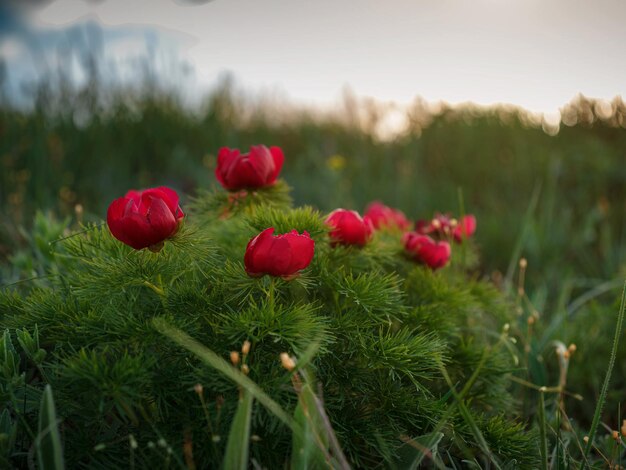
[
  {"x1": 106, "y1": 145, "x2": 476, "y2": 276},
  {"x1": 415, "y1": 213, "x2": 476, "y2": 243}
]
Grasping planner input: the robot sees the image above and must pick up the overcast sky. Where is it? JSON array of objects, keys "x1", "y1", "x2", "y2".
[{"x1": 5, "y1": 0, "x2": 626, "y2": 113}]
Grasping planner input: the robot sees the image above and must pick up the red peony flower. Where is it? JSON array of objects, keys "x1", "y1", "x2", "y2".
[
  {"x1": 364, "y1": 201, "x2": 410, "y2": 231},
  {"x1": 325, "y1": 209, "x2": 373, "y2": 247},
  {"x1": 215, "y1": 145, "x2": 284, "y2": 191},
  {"x1": 244, "y1": 227, "x2": 315, "y2": 278},
  {"x1": 403, "y1": 232, "x2": 451, "y2": 270},
  {"x1": 107, "y1": 186, "x2": 184, "y2": 251},
  {"x1": 453, "y1": 214, "x2": 477, "y2": 243}
]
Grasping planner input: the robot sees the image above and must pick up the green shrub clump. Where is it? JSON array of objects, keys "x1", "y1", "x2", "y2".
[{"x1": 0, "y1": 167, "x2": 537, "y2": 468}]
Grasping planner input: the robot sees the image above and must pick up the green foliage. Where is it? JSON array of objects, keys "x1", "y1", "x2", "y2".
[
  {"x1": 0, "y1": 184, "x2": 534, "y2": 468},
  {"x1": 0, "y1": 408, "x2": 17, "y2": 468},
  {"x1": 190, "y1": 180, "x2": 293, "y2": 225},
  {"x1": 247, "y1": 205, "x2": 327, "y2": 238}
]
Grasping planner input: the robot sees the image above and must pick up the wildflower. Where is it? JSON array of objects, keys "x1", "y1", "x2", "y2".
[
  {"x1": 327, "y1": 154, "x2": 347, "y2": 171},
  {"x1": 244, "y1": 228, "x2": 314, "y2": 279},
  {"x1": 416, "y1": 213, "x2": 477, "y2": 244},
  {"x1": 415, "y1": 213, "x2": 454, "y2": 237},
  {"x1": 326, "y1": 209, "x2": 373, "y2": 247},
  {"x1": 364, "y1": 201, "x2": 410, "y2": 231},
  {"x1": 403, "y1": 232, "x2": 451, "y2": 270},
  {"x1": 215, "y1": 145, "x2": 284, "y2": 191},
  {"x1": 107, "y1": 186, "x2": 184, "y2": 251},
  {"x1": 453, "y1": 214, "x2": 477, "y2": 242}
]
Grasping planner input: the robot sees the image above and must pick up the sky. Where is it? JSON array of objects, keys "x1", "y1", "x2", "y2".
[{"x1": 2, "y1": 0, "x2": 626, "y2": 114}]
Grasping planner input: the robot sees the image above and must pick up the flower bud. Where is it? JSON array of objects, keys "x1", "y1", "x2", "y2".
[
  {"x1": 402, "y1": 232, "x2": 451, "y2": 270},
  {"x1": 364, "y1": 201, "x2": 410, "y2": 231},
  {"x1": 107, "y1": 186, "x2": 184, "y2": 251},
  {"x1": 280, "y1": 352, "x2": 296, "y2": 371},
  {"x1": 242, "y1": 340, "x2": 251, "y2": 356},
  {"x1": 326, "y1": 209, "x2": 373, "y2": 247},
  {"x1": 244, "y1": 228, "x2": 315, "y2": 279},
  {"x1": 215, "y1": 145, "x2": 284, "y2": 191},
  {"x1": 230, "y1": 351, "x2": 240, "y2": 366}
]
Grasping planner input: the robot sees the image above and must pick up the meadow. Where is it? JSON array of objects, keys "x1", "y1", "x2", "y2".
[{"x1": 0, "y1": 74, "x2": 625, "y2": 468}]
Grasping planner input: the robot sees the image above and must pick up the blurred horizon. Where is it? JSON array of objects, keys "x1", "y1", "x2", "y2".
[{"x1": 2, "y1": 0, "x2": 626, "y2": 129}]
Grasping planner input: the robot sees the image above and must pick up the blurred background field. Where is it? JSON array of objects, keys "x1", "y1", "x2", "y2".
[
  {"x1": 1, "y1": 74, "x2": 625, "y2": 295},
  {"x1": 1, "y1": 0, "x2": 626, "y2": 449}
]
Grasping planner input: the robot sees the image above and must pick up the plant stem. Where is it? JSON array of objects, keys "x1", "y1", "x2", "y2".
[{"x1": 582, "y1": 280, "x2": 626, "y2": 465}]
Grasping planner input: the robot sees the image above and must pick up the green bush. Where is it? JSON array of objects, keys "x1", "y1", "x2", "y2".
[{"x1": 0, "y1": 180, "x2": 537, "y2": 468}]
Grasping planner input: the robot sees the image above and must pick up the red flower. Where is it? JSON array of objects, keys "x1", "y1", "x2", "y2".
[
  {"x1": 453, "y1": 214, "x2": 476, "y2": 243},
  {"x1": 215, "y1": 145, "x2": 284, "y2": 191},
  {"x1": 415, "y1": 213, "x2": 453, "y2": 237},
  {"x1": 415, "y1": 213, "x2": 476, "y2": 244},
  {"x1": 364, "y1": 201, "x2": 410, "y2": 231},
  {"x1": 403, "y1": 232, "x2": 451, "y2": 270},
  {"x1": 244, "y1": 228, "x2": 315, "y2": 278},
  {"x1": 325, "y1": 209, "x2": 373, "y2": 247},
  {"x1": 107, "y1": 186, "x2": 184, "y2": 251}
]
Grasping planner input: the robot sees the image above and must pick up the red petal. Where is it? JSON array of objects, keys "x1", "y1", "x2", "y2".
[
  {"x1": 124, "y1": 190, "x2": 142, "y2": 204},
  {"x1": 149, "y1": 187, "x2": 180, "y2": 214},
  {"x1": 244, "y1": 228, "x2": 274, "y2": 275},
  {"x1": 107, "y1": 197, "x2": 134, "y2": 244},
  {"x1": 118, "y1": 212, "x2": 163, "y2": 249},
  {"x1": 215, "y1": 147, "x2": 240, "y2": 189},
  {"x1": 268, "y1": 146, "x2": 284, "y2": 184},
  {"x1": 285, "y1": 231, "x2": 315, "y2": 273},
  {"x1": 264, "y1": 236, "x2": 294, "y2": 276},
  {"x1": 248, "y1": 146, "x2": 274, "y2": 182},
  {"x1": 228, "y1": 159, "x2": 265, "y2": 189},
  {"x1": 146, "y1": 197, "x2": 178, "y2": 239}
]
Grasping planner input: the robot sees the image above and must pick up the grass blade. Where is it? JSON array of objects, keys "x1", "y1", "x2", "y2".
[
  {"x1": 291, "y1": 379, "x2": 329, "y2": 470},
  {"x1": 36, "y1": 385, "x2": 65, "y2": 470},
  {"x1": 223, "y1": 390, "x2": 253, "y2": 470},
  {"x1": 582, "y1": 280, "x2": 626, "y2": 464}
]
